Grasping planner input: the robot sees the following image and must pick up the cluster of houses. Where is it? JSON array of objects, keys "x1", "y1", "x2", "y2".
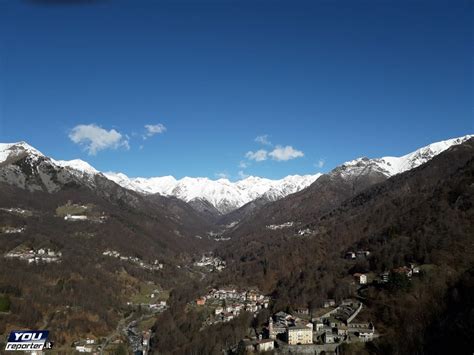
[
  {"x1": 238, "y1": 300, "x2": 376, "y2": 353},
  {"x1": 73, "y1": 338, "x2": 97, "y2": 353},
  {"x1": 322, "y1": 299, "x2": 336, "y2": 308},
  {"x1": 195, "y1": 288, "x2": 270, "y2": 325},
  {"x1": 126, "y1": 299, "x2": 167, "y2": 312},
  {"x1": 194, "y1": 254, "x2": 226, "y2": 272},
  {"x1": 312, "y1": 300, "x2": 375, "y2": 344},
  {"x1": 265, "y1": 222, "x2": 313, "y2": 237},
  {"x1": 266, "y1": 222, "x2": 294, "y2": 230},
  {"x1": 351, "y1": 265, "x2": 421, "y2": 286},
  {"x1": 268, "y1": 311, "x2": 314, "y2": 345},
  {"x1": 5, "y1": 247, "x2": 62, "y2": 264},
  {"x1": 206, "y1": 231, "x2": 231, "y2": 242},
  {"x1": 380, "y1": 263, "x2": 421, "y2": 283},
  {"x1": 0, "y1": 207, "x2": 31, "y2": 215},
  {"x1": 345, "y1": 246, "x2": 423, "y2": 288},
  {"x1": 125, "y1": 321, "x2": 152, "y2": 354},
  {"x1": 296, "y1": 228, "x2": 312, "y2": 237},
  {"x1": 1, "y1": 226, "x2": 26, "y2": 234},
  {"x1": 102, "y1": 250, "x2": 163, "y2": 271},
  {"x1": 345, "y1": 250, "x2": 371, "y2": 260}
]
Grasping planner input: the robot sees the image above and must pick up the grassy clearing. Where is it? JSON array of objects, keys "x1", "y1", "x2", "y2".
[
  {"x1": 137, "y1": 317, "x2": 156, "y2": 332},
  {"x1": 130, "y1": 283, "x2": 169, "y2": 304},
  {"x1": 56, "y1": 202, "x2": 95, "y2": 217}
]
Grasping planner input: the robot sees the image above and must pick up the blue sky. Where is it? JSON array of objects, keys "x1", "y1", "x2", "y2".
[{"x1": 0, "y1": 0, "x2": 472, "y2": 180}]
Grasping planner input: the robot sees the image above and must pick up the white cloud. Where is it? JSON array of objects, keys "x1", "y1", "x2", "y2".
[
  {"x1": 144, "y1": 123, "x2": 166, "y2": 139},
  {"x1": 238, "y1": 170, "x2": 249, "y2": 179},
  {"x1": 215, "y1": 172, "x2": 229, "y2": 179},
  {"x1": 255, "y1": 134, "x2": 272, "y2": 146},
  {"x1": 315, "y1": 158, "x2": 325, "y2": 168},
  {"x1": 269, "y1": 145, "x2": 304, "y2": 161},
  {"x1": 245, "y1": 149, "x2": 268, "y2": 162},
  {"x1": 69, "y1": 124, "x2": 129, "y2": 155},
  {"x1": 238, "y1": 161, "x2": 248, "y2": 169}
]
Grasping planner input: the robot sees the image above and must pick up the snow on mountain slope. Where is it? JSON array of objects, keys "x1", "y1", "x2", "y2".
[
  {"x1": 53, "y1": 159, "x2": 99, "y2": 175},
  {"x1": 0, "y1": 143, "x2": 99, "y2": 177},
  {"x1": 1, "y1": 135, "x2": 471, "y2": 214},
  {"x1": 68, "y1": 135, "x2": 474, "y2": 214},
  {"x1": 262, "y1": 175, "x2": 323, "y2": 201},
  {"x1": 0, "y1": 142, "x2": 102, "y2": 193},
  {"x1": 104, "y1": 173, "x2": 321, "y2": 214},
  {"x1": 104, "y1": 173, "x2": 178, "y2": 194},
  {"x1": 0, "y1": 142, "x2": 319, "y2": 213},
  {"x1": 0, "y1": 142, "x2": 45, "y2": 163},
  {"x1": 337, "y1": 135, "x2": 474, "y2": 179}
]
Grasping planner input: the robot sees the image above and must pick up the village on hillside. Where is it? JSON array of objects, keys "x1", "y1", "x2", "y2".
[
  {"x1": 0, "y1": 200, "x2": 426, "y2": 354},
  {"x1": 237, "y1": 297, "x2": 376, "y2": 353},
  {"x1": 193, "y1": 254, "x2": 226, "y2": 272},
  {"x1": 232, "y1": 248, "x2": 426, "y2": 354},
  {"x1": 102, "y1": 250, "x2": 164, "y2": 271},
  {"x1": 193, "y1": 287, "x2": 270, "y2": 326},
  {"x1": 4, "y1": 246, "x2": 62, "y2": 264}
]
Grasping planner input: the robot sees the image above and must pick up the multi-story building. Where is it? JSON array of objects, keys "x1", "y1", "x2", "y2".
[{"x1": 286, "y1": 324, "x2": 313, "y2": 345}]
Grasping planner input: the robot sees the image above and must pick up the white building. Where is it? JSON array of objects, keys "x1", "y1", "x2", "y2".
[
  {"x1": 354, "y1": 273, "x2": 367, "y2": 285},
  {"x1": 287, "y1": 323, "x2": 313, "y2": 345},
  {"x1": 75, "y1": 345, "x2": 93, "y2": 353},
  {"x1": 64, "y1": 214, "x2": 88, "y2": 221},
  {"x1": 314, "y1": 320, "x2": 324, "y2": 332},
  {"x1": 358, "y1": 328, "x2": 375, "y2": 342},
  {"x1": 256, "y1": 339, "x2": 274, "y2": 352},
  {"x1": 323, "y1": 332, "x2": 336, "y2": 344}
]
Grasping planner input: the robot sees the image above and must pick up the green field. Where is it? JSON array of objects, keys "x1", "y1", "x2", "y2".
[
  {"x1": 56, "y1": 203, "x2": 95, "y2": 217},
  {"x1": 130, "y1": 283, "x2": 169, "y2": 304}
]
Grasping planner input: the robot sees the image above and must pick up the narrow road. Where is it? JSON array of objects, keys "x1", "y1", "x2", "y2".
[{"x1": 100, "y1": 312, "x2": 135, "y2": 355}]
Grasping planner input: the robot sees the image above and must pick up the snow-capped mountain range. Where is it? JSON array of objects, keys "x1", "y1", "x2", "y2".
[
  {"x1": 104, "y1": 173, "x2": 321, "y2": 214},
  {"x1": 0, "y1": 141, "x2": 321, "y2": 214},
  {"x1": 0, "y1": 135, "x2": 472, "y2": 214},
  {"x1": 335, "y1": 135, "x2": 473, "y2": 179}
]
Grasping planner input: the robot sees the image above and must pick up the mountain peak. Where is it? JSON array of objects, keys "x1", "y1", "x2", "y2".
[
  {"x1": 337, "y1": 134, "x2": 474, "y2": 179},
  {"x1": 0, "y1": 141, "x2": 45, "y2": 163}
]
